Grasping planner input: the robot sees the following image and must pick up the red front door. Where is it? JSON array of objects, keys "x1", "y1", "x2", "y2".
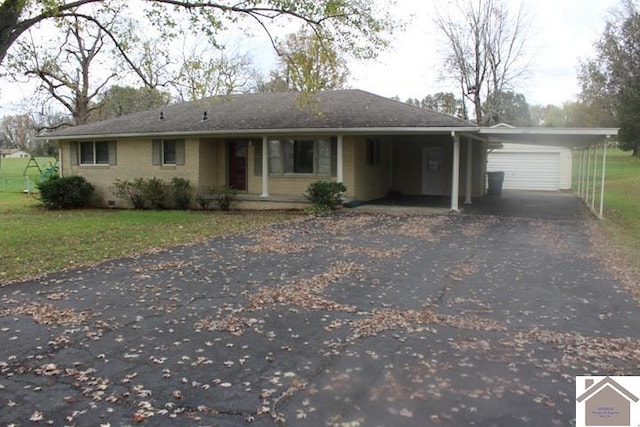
[{"x1": 228, "y1": 140, "x2": 248, "y2": 191}]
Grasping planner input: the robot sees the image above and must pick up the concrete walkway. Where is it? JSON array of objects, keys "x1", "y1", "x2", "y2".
[
  {"x1": 361, "y1": 190, "x2": 587, "y2": 220},
  {"x1": 1, "y1": 206, "x2": 638, "y2": 426}
]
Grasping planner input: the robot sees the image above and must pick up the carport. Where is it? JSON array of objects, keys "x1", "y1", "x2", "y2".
[{"x1": 474, "y1": 127, "x2": 619, "y2": 218}]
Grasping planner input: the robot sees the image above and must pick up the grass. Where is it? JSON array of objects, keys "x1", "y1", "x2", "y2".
[
  {"x1": 2, "y1": 150, "x2": 640, "y2": 283},
  {"x1": 0, "y1": 194, "x2": 297, "y2": 284},
  {"x1": 0, "y1": 157, "x2": 56, "y2": 192},
  {"x1": 599, "y1": 149, "x2": 640, "y2": 267}
]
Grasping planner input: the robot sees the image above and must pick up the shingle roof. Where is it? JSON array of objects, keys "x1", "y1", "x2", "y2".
[{"x1": 43, "y1": 89, "x2": 473, "y2": 139}]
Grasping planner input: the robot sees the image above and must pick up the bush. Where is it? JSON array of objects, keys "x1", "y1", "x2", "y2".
[
  {"x1": 171, "y1": 177, "x2": 193, "y2": 210},
  {"x1": 304, "y1": 180, "x2": 346, "y2": 213},
  {"x1": 111, "y1": 178, "x2": 145, "y2": 209},
  {"x1": 37, "y1": 175, "x2": 94, "y2": 209},
  {"x1": 142, "y1": 177, "x2": 168, "y2": 210},
  {"x1": 216, "y1": 186, "x2": 238, "y2": 211},
  {"x1": 195, "y1": 188, "x2": 213, "y2": 211}
]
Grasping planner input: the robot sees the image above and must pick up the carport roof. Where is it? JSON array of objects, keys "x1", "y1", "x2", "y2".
[{"x1": 478, "y1": 127, "x2": 619, "y2": 148}]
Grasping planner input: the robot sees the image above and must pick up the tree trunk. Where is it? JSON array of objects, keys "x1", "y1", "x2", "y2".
[{"x1": 0, "y1": 0, "x2": 24, "y2": 65}]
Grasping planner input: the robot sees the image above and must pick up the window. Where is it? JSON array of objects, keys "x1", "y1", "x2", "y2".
[
  {"x1": 152, "y1": 139, "x2": 185, "y2": 166},
  {"x1": 163, "y1": 140, "x2": 176, "y2": 165},
  {"x1": 267, "y1": 138, "x2": 335, "y2": 175},
  {"x1": 73, "y1": 141, "x2": 115, "y2": 165},
  {"x1": 366, "y1": 138, "x2": 382, "y2": 165}
]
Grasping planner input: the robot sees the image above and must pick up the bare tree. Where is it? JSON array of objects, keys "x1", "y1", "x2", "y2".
[
  {"x1": 9, "y1": 14, "x2": 120, "y2": 125},
  {"x1": 435, "y1": 0, "x2": 531, "y2": 124},
  {"x1": 0, "y1": 113, "x2": 37, "y2": 151},
  {"x1": 172, "y1": 46, "x2": 257, "y2": 101}
]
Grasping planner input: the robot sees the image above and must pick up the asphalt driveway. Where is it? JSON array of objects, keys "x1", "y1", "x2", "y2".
[{"x1": 1, "y1": 206, "x2": 639, "y2": 426}]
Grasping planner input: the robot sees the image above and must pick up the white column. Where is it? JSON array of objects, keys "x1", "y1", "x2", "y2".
[
  {"x1": 577, "y1": 150, "x2": 583, "y2": 198},
  {"x1": 261, "y1": 135, "x2": 269, "y2": 197},
  {"x1": 585, "y1": 145, "x2": 592, "y2": 205},
  {"x1": 592, "y1": 143, "x2": 598, "y2": 211},
  {"x1": 451, "y1": 132, "x2": 460, "y2": 212},
  {"x1": 337, "y1": 135, "x2": 344, "y2": 184},
  {"x1": 599, "y1": 139, "x2": 608, "y2": 218},
  {"x1": 464, "y1": 138, "x2": 472, "y2": 204}
]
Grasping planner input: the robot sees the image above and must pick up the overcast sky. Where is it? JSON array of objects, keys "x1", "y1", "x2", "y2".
[
  {"x1": 348, "y1": 0, "x2": 620, "y2": 106},
  {"x1": 0, "y1": 0, "x2": 621, "y2": 118}
]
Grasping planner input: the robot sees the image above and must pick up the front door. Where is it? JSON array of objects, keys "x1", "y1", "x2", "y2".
[
  {"x1": 228, "y1": 140, "x2": 248, "y2": 191},
  {"x1": 422, "y1": 147, "x2": 445, "y2": 195}
]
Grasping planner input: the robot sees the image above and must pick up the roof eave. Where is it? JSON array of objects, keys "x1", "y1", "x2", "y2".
[
  {"x1": 479, "y1": 127, "x2": 619, "y2": 137},
  {"x1": 37, "y1": 126, "x2": 481, "y2": 141}
]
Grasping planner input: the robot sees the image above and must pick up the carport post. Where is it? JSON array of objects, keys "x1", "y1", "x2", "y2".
[
  {"x1": 577, "y1": 149, "x2": 583, "y2": 197},
  {"x1": 451, "y1": 132, "x2": 460, "y2": 211},
  {"x1": 585, "y1": 145, "x2": 592, "y2": 205},
  {"x1": 464, "y1": 138, "x2": 472, "y2": 204},
  {"x1": 599, "y1": 139, "x2": 608, "y2": 218},
  {"x1": 592, "y1": 143, "x2": 598, "y2": 211},
  {"x1": 337, "y1": 135, "x2": 344, "y2": 184},
  {"x1": 261, "y1": 135, "x2": 269, "y2": 197}
]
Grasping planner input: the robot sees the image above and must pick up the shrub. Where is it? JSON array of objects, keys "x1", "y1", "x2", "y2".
[
  {"x1": 142, "y1": 177, "x2": 168, "y2": 210},
  {"x1": 171, "y1": 177, "x2": 193, "y2": 210},
  {"x1": 111, "y1": 178, "x2": 145, "y2": 209},
  {"x1": 304, "y1": 180, "x2": 346, "y2": 213},
  {"x1": 216, "y1": 186, "x2": 238, "y2": 211},
  {"x1": 195, "y1": 188, "x2": 213, "y2": 211},
  {"x1": 37, "y1": 175, "x2": 94, "y2": 209}
]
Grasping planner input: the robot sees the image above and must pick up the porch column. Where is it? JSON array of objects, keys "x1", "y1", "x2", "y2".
[
  {"x1": 261, "y1": 135, "x2": 269, "y2": 197},
  {"x1": 451, "y1": 132, "x2": 460, "y2": 212},
  {"x1": 337, "y1": 135, "x2": 344, "y2": 183},
  {"x1": 464, "y1": 138, "x2": 472, "y2": 204}
]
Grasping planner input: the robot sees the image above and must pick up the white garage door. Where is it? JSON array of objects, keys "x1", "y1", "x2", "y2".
[{"x1": 487, "y1": 152, "x2": 561, "y2": 191}]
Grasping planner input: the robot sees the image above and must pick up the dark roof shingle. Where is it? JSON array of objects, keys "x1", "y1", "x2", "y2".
[{"x1": 44, "y1": 89, "x2": 472, "y2": 138}]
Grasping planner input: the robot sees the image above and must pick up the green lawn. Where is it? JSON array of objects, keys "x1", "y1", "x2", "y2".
[
  {"x1": 0, "y1": 194, "x2": 296, "y2": 284},
  {"x1": 601, "y1": 149, "x2": 640, "y2": 265},
  {"x1": 0, "y1": 157, "x2": 56, "y2": 192}
]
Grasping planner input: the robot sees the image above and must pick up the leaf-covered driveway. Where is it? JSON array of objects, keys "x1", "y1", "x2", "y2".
[{"x1": 1, "y1": 212, "x2": 639, "y2": 426}]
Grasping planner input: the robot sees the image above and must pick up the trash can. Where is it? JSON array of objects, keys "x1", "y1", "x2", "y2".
[{"x1": 487, "y1": 171, "x2": 505, "y2": 195}]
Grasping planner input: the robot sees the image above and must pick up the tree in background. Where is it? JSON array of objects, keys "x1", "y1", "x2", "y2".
[
  {"x1": 434, "y1": 0, "x2": 531, "y2": 124},
  {"x1": 484, "y1": 90, "x2": 532, "y2": 126},
  {"x1": 260, "y1": 29, "x2": 350, "y2": 92},
  {"x1": 93, "y1": 85, "x2": 170, "y2": 120},
  {"x1": 578, "y1": 0, "x2": 639, "y2": 154},
  {"x1": 257, "y1": 70, "x2": 290, "y2": 93},
  {"x1": 405, "y1": 92, "x2": 464, "y2": 118},
  {"x1": 0, "y1": 113, "x2": 37, "y2": 152},
  {"x1": 172, "y1": 47, "x2": 257, "y2": 101},
  {"x1": 530, "y1": 104, "x2": 566, "y2": 127},
  {"x1": 8, "y1": 14, "x2": 121, "y2": 125}
]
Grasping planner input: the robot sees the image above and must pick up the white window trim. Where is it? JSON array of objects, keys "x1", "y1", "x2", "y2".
[
  {"x1": 162, "y1": 140, "x2": 176, "y2": 166},
  {"x1": 268, "y1": 138, "x2": 332, "y2": 176},
  {"x1": 79, "y1": 141, "x2": 110, "y2": 166}
]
